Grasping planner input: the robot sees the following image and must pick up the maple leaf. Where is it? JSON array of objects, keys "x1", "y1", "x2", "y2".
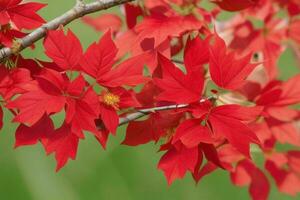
[
  {"x1": 123, "y1": 111, "x2": 182, "y2": 146},
  {"x1": 193, "y1": 161, "x2": 218, "y2": 183},
  {"x1": 209, "y1": 34, "x2": 257, "y2": 90},
  {"x1": 6, "y1": 69, "x2": 66, "y2": 125},
  {"x1": 0, "y1": 67, "x2": 33, "y2": 100},
  {"x1": 45, "y1": 123, "x2": 79, "y2": 171},
  {"x1": 213, "y1": 0, "x2": 259, "y2": 11},
  {"x1": 135, "y1": 14, "x2": 203, "y2": 48},
  {"x1": 158, "y1": 143, "x2": 198, "y2": 185},
  {"x1": 208, "y1": 105, "x2": 261, "y2": 158},
  {"x1": 184, "y1": 36, "x2": 210, "y2": 73},
  {"x1": 265, "y1": 158, "x2": 300, "y2": 196},
  {"x1": 231, "y1": 159, "x2": 270, "y2": 200},
  {"x1": 228, "y1": 16, "x2": 286, "y2": 80},
  {"x1": 0, "y1": 0, "x2": 46, "y2": 30},
  {"x1": 266, "y1": 119, "x2": 300, "y2": 147},
  {"x1": 7, "y1": 86, "x2": 65, "y2": 125},
  {"x1": 80, "y1": 30, "x2": 148, "y2": 87},
  {"x1": 172, "y1": 119, "x2": 214, "y2": 148},
  {"x1": 44, "y1": 29, "x2": 83, "y2": 71},
  {"x1": 124, "y1": 3, "x2": 143, "y2": 29},
  {"x1": 15, "y1": 115, "x2": 54, "y2": 148},
  {"x1": 189, "y1": 103, "x2": 262, "y2": 158},
  {"x1": 65, "y1": 76, "x2": 100, "y2": 139},
  {"x1": 154, "y1": 54, "x2": 205, "y2": 104}
]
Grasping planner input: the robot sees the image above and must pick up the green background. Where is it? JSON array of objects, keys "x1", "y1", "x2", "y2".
[{"x1": 0, "y1": 1, "x2": 299, "y2": 199}]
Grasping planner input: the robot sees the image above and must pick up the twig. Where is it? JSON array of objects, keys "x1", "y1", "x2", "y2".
[
  {"x1": 0, "y1": 0, "x2": 134, "y2": 62},
  {"x1": 118, "y1": 104, "x2": 188, "y2": 126},
  {"x1": 118, "y1": 96, "x2": 215, "y2": 126}
]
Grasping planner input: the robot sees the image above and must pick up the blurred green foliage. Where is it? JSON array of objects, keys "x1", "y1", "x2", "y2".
[{"x1": 0, "y1": 1, "x2": 299, "y2": 200}]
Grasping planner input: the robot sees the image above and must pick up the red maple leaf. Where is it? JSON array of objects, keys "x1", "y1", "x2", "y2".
[
  {"x1": 209, "y1": 34, "x2": 257, "y2": 90},
  {"x1": 0, "y1": 0, "x2": 46, "y2": 30},
  {"x1": 154, "y1": 54, "x2": 205, "y2": 104},
  {"x1": 135, "y1": 14, "x2": 203, "y2": 48},
  {"x1": 6, "y1": 69, "x2": 66, "y2": 125},
  {"x1": 265, "y1": 153, "x2": 300, "y2": 196},
  {"x1": 172, "y1": 119, "x2": 214, "y2": 148},
  {"x1": 231, "y1": 159, "x2": 270, "y2": 200},
  {"x1": 45, "y1": 123, "x2": 79, "y2": 171},
  {"x1": 158, "y1": 143, "x2": 198, "y2": 185},
  {"x1": 189, "y1": 103, "x2": 262, "y2": 158},
  {"x1": 123, "y1": 111, "x2": 182, "y2": 146},
  {"x1": 213, "y1": 0, "x2": 259, "y2": 11},
  {"x1": 44, "y1": 29, "x2": 83, "y2": 71},
  {"x1": 15, "y1": 114, "x2": 54, "y2": 148},
  {"x1": 80, "y1": 30, "x2": 148, "y2": 87},
  {"x1": 0, "y1": 67, "x2": 33, "y2": 100}
]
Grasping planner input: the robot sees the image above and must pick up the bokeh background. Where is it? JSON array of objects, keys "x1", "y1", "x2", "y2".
[{"x1": 0, "y1": 1, "x2": 299, "y2": 199}]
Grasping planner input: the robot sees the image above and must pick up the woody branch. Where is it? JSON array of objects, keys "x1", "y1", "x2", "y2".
[
  {"x1": 116, "y1": 96, "x2": 216, "y2": 127},
  {"x1": 0, "y1": 0, "x2": 134, "y2": 62}
]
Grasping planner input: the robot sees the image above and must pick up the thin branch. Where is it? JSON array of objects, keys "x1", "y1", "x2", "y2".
[
  {"x1": 118, "y1": 104, "x2": 188, "y2": 126},
  {"x1": 0, "y1": 0, "x2": 134, "y2": 62},
  {"x1": 117, "y1": 96, "x2": 215, "y2": 126}
]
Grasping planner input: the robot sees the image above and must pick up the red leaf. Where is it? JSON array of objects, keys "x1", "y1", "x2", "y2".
[
  {"x1": 15, "y1": 115, "x2": 54, "y2": 148},
  {"x1": 45, "y1": 123, "x2": 79, "y2": 171},
  {"x1": 154, "y1": 54, "x2": 204, "y2": 104},
  {"x1": 267, "y1": 119, "x2": 300, "y2": 147},
  {"x1": 265, "y1": 160, "x2": 300, "y2": 196},
  {"x1": 274, "y1": 74, "x2": 300, "y2": 106},
  {"x1": 99, "y1": 105, "x2": 119, "y2": 134},
  {"x1": 209, "y1": 105, "x2": 260, "y2": 158},
  {"x1": 184, "y1": 36, "x2": 210, "y2": 73},
  {"x1": 8, "y1": 2, "x2": 46, "y2": 30},
  {"x1": 209, "y1": 34, "x2": 257, "y2": 90},
  {"x1": 135, "y1": 15, "x2": 202, "y2": 47},
  {"x1": 98, "y1": 53, "x2": 150, "y2": 87},
  {"x1": 0, "y1": 1, "x2": 46, "y2": 29},
  {"x1": 81, "y1": 31, "x2": 148, "y2": 87},
  {"x1": 213, "y1": 0, "x2": 259, "y2": 11},
  {"x1": 7, "y1": 86, "x2": 65, "y2": 125},
  {"x1": 158, "y1": 144, "x2": 198, "y2": 185},
  {"x1": 288, "y1": 151, "x2": 300, "y2": 174},
  {"x1": 172, "y1": 119, "x2": 213, "y2": 148},
  {"x1": 80, "y1": 30, "x2": 117, "y2": 79},
  {"x1": 123, "y1": 112, "x2": 181, "y2": 146},
  {"x1": 211, "y1": 104, "x2": 263, "y2": 122},
  {"x1": 193, "y1": 162, "x2": 217, "y2": 183},
  {"x1": 231, "y1": 160, "x2": 270, "y2": 200},
  {"x1": 124, "y1": 3, "x2": 143, "y2": 29},
  {"x1": 44, "y1": 29, "x2": 83, "y2": 71},
  {"x1": 0, "y1": 67, "x2": 33, "y2": 100}
]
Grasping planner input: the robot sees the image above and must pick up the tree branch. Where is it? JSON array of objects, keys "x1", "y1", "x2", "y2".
[
  {"x1": 117, "y1": 96, "x2": 215, "y2": 126},
  {"x1": 0, "y1": 0, "x2": 134, "y2": 62}
]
